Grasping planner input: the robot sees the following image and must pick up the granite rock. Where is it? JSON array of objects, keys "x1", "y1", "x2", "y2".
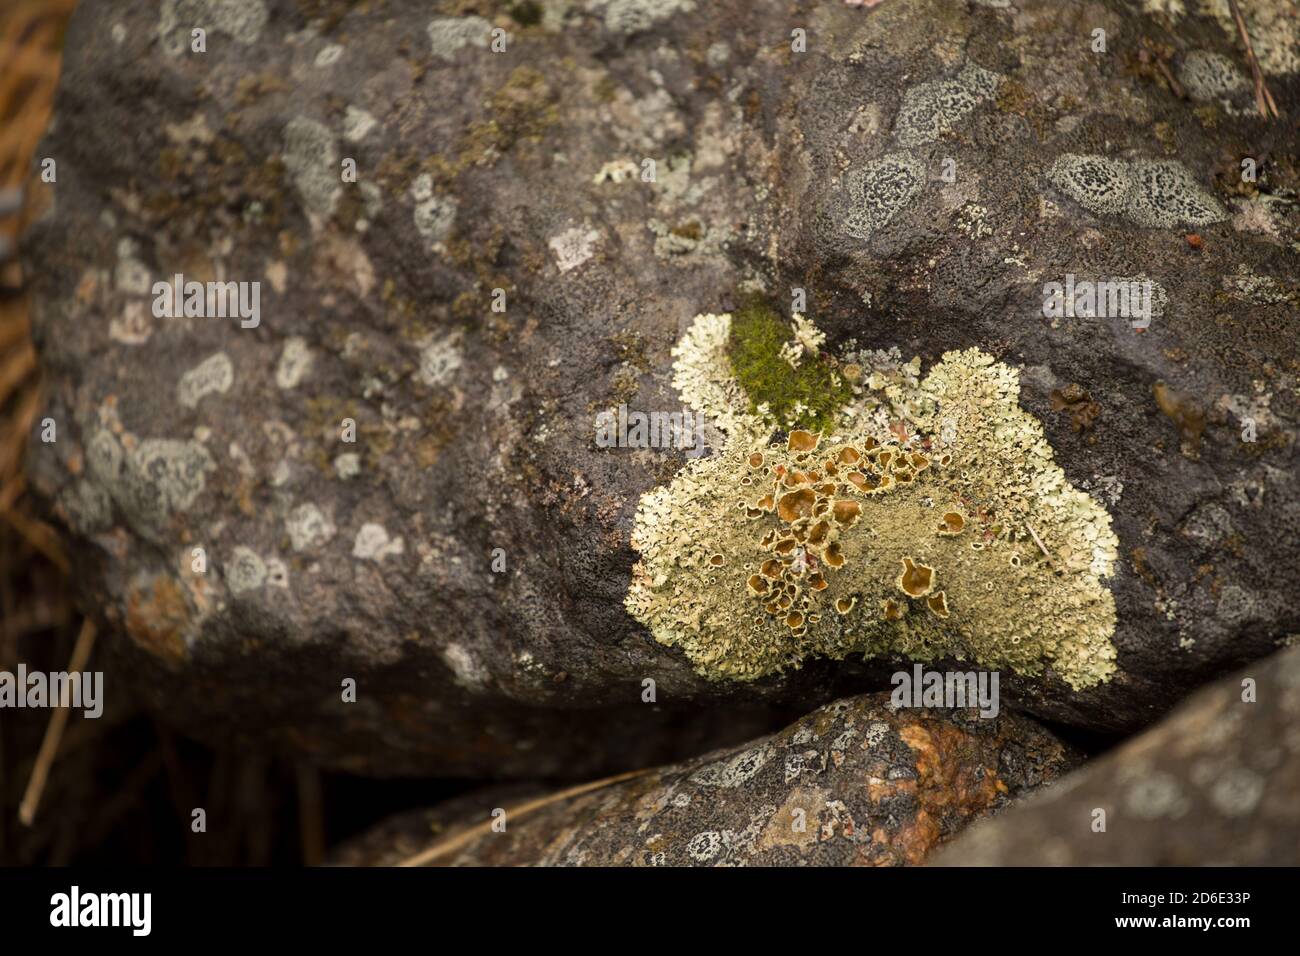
[{"x1": 25, "y1": 0, "x2": 1300, "y2": 773}]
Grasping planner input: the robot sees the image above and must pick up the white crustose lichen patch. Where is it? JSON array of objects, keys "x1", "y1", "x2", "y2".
[
  {"x1": 1047, "y1": 154, "x2": 1225, "y2": 228},
  {"x1": 177, "y1": 352, "x2": 234, "y2": 408},
  {"x1": 276, "y1": 337, "x2": 312, "y2": 390},
  {"x1": 353, "y1": 523, "x2": 405, "y2": 561}
]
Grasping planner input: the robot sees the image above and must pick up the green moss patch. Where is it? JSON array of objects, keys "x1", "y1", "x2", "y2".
[
  {"x1": 727, "y1": 297, "x2": 851, "y2": 433},
  {"x1": 508, "y1": 1, "x2": 544, "y2": 26}
]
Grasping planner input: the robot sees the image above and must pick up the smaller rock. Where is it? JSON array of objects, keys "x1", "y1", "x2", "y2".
[
  {"x1": 931, "y1": 645, "x2": 1300, "y2": 866},
  {"x1": 333, "y1": 693, "x2": 1077, "y2": 866}
]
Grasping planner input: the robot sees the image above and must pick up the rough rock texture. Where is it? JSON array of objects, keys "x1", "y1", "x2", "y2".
[
  {"x1": 25, "y1": 0, "x2": 1300, "y2": 774},
  {"x1": 330, "y1": 692, "x2": 1078, "y2": 865},
  {"x1": 932, "y1": 644, "x2": 1300, "y2": 865}
]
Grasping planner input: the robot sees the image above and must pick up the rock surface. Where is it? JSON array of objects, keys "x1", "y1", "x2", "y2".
[
  {"x1": 331, "y1": 692, "x2": 1078, "y2": 865},
  {"x1": 931, "y1": 644, "x2": 1300, "y2": 865},
  {"x1": 25, "y1": 0, "x2": 1300, "y2": 773}
]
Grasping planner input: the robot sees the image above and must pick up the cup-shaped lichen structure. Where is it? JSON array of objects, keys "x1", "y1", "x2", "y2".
[{"x1": 626, "y1": 311, "x2": 1119, "y2": 690}]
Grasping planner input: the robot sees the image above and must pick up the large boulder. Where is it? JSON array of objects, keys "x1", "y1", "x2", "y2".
[
  {"x1": 931, "y1": 644, "x2": 1300, "y2": 865},
  {"x1": 331, "y1": 692, "x2": 1078, "y2": 865},
  {"x1": 26, "y1": 0, "x2": 1300, "y2": 773}
]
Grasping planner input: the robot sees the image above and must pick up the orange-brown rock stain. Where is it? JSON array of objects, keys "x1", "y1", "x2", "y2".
[{"x1": 125, "y1": 575, "x2": 189, "y2": 665}]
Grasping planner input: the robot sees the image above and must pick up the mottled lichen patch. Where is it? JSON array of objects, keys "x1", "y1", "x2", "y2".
[
  {"x1": 627, "y1": 314, "x2": 1119, "y2": 689},
  {"x1": 549, "y1": 224, "x2": 601, "y2": 272},
  {"x1": 1047, "y1": 154, "x2": 1225, "y2": 228},
  {"x1": 842, "y1": 152, "x2": 927, "y2": 240},
  {"x1": 87, "y1": 429, "x2": 215, "y2": 539},
  {"x1": 334, "y1": 452, "x2": 361, "y2": 480},
  {"x1": 601, "y1": 0, "x2": 697, "y2": 35},
  {"x1": 342, "y1": 105, "x2": 377, "y2": 142},
  {"x1": 353, "y1": 523, "x2": 404, "y2": 561},
  {"x1": 276, "y1": 337, "x2": 313, "y2": 390},
  {"x1": 159, "y1": 0, "x2": 268, "y2": 57},
  {"x1": 1199, "y1": 0, "x2": 1300, "y2": 76},
  {"x1": 427, "y1": 16, "x2": 491, "y2": 61},
  {"x1": 1178, "y1": 50, "x2": 1249, "y2": 103},
  {"x1": 893, "y1": 62, "x2": 1002, "y2": 147},
  {"x1": 283, "y1": 117, "x2": 340, "y2": 221},
  {"x1": 287, "y1": 502, "x2": 335, "y2": 552},
  {"x1": 226, "y1": 546, "x2": 267, "y2": 593},
  {"x1": 416, "y1": 332, "x2": 463, "y2": 387},
  {"x1": 177, "y1": 352, "x2": 234, "y2": 408},
  {"x1": 411, "y1": 174, "x2": 457, "y2": 245}
]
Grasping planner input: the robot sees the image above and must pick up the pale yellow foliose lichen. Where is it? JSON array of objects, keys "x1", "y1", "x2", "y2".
[{"x1": 627, "y1": 312, "x2": 1119, "y2": 690}]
